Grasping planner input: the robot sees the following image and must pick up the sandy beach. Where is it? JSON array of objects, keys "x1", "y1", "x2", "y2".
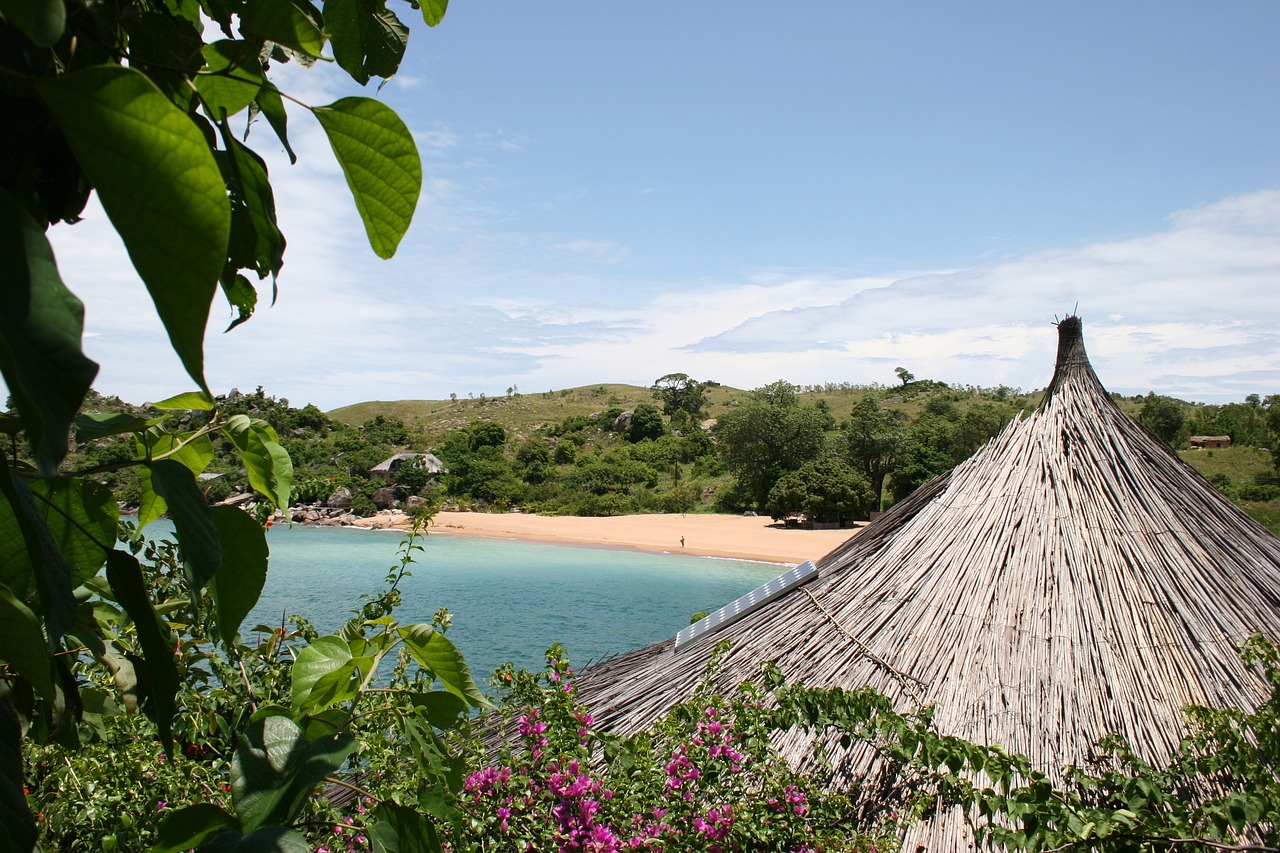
[{"x1": 349, "y1": 510, "x2": 860, "y2": 564}]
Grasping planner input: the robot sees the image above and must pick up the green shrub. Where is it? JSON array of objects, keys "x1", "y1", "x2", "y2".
[{"x1": 1239, "y1": 483, "x2": 1280, "y2": 502}]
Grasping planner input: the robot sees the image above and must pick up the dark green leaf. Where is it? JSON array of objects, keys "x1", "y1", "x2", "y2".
[
  {"x1": 0, "y1": 477, "x2": 116, "y2": 594},
  {"x1": 0, "y1": 702, "x2": 37, "y2": 852},
  {"x1": 0, "y1": 0, "x2": 65, "y2": 46},
  {"x1": 405, "y1": 691, "x2": 468, "y2": 731},
  {"x1": 202, "y1": 826, "x2": 313, "y2": 853},
  {"x1": 217, "y1": 128, "x2": 285, "y2": 282},
  {"x1": 397, "y1": 624, "x2": 488, "y2": 707},
  {"x1": 312, "y1": 97, "x2": 421, "y2": 259},
  {"x1": 0, "y1": 468, "x2": 76, "y2": 639},
  {"x1": 150, "y1": 459, "x2": 222, "y2": 590},
  {"x1": 105, "y1": 550, "x2": 178, "y2": 753},
  {"x1": 0, "y1": 583, "x2": 55, "y2": 704},
  {"x1": 197, "y1": 40, "x2": 266, "y2": 119},
  {"x1": 327, "y1": 0, "x2": 409, "y2": 85},
  {"x1": 73, "y1": 412, "x2": 158, "y2": 442},
  {"x1": 239, "y1": 0, "x2": 326, "y2": 57},
  {"x1": 223, "y1": 415, "x2": 292, "y2": 510},
  {"x1": 210, "y1": 506, "x2": 269, "y2": 646},
  {"x1": 419, "y1": 0, "x2": 448, "y2": 27},
  {"x1": 0, "y1": 188, "x2": 99, "y2": 475},
  {"x1": 34, "y1": 65, "x2": 231, "y2": 393},
  {"x1": 370, "y1": 802, "x2": 441, "y2": 853},
  {"x1": 232, "y1": 716, "x2": 355, "y2": 831},
  {"x1": 153, "y1": 803, "x2": 237, "y2": 853},
  {"x1": 220, "y1": 274, "x2": 259, "y2": 333},
  {"x1": 250, "y1": 86, "x2": 297, "y2": 165},
  {"x1": 136, "y1": 431, "x2": 215, "y2": 530}
]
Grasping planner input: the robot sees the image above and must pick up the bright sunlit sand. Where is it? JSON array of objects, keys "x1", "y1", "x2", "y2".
[{"x1": 349, "y1": 510, "x2": 861, "y2": 565}]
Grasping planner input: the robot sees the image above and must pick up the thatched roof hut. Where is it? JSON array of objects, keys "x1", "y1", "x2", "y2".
[{"x1": 573, "y1": 317, "x2": 1280, "y2": 849}]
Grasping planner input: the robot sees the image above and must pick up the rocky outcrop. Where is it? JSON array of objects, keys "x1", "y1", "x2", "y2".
[{"x1": 326, "y1": 487, "x2": 353, "y2": 509}]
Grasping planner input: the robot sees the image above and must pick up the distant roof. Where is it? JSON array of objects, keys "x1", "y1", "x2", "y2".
[{"x1": 370, "y1": 452, "x2": 448, "y2": 474}]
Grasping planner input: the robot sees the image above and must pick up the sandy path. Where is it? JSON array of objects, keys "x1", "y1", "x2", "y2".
[{"x1": 352, "y1": 511, "x2": 861, "y2": 564}]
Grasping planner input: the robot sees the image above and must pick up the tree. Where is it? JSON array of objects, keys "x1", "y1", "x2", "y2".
[
  {"x1": 766, "y1": 456, "x2": 874, "y2": 524},
  {"x1": 894, "y1": 366, "x2": 915, "y2": 387},
  {"x1": 627, "y1": 403, "x2": 666, "y2": 443},
  {"x1": 714, "y1": 381, "x2": 828, "y2": 509},
  {"x1": 0, "y1": 3, "x2": 487, "y2": 849},
  {"x1": 469, "y1": 420, "x2": 507, "y2": 451},
  {"x1": 1138, "y1": 392, "x2": 1186, "y2": 447},
  {"x1": 651, "y1": 373, "x2": 710, "y2": 426},
  {"x1": 844, "y1": 396, "x2": 907, "y2": 511}
]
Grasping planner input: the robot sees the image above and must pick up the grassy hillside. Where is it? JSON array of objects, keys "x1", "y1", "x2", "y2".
[
  {"x1": 1178, "y1": 444, "x2": 1280, "y2": 534},
  {"x1": 328, "y1": 381, "x2": 1045, "y2": 443}
]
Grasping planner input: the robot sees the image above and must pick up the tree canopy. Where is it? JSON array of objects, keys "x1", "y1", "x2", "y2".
[{"x1": 713, "y1": 381, "x2": 828, "y2": 510}]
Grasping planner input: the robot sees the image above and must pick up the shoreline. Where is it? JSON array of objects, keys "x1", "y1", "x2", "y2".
[{"x1": 344, "y1": 510, "x2": 861, "y2": 565}]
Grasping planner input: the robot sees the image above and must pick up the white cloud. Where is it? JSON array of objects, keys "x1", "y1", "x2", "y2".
[{"x1": 35, "y1": 160, "x2": 1280, "y2": 411}]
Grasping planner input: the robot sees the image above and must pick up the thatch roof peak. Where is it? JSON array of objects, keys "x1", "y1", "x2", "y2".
[{"x1": 573, "y1": 318, "x2": 1280, "y2": 851}]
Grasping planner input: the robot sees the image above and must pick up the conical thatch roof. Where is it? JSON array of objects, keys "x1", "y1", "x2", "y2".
[{"x1": 573, "y1": 317, "x2": 1280, "y2": 848}]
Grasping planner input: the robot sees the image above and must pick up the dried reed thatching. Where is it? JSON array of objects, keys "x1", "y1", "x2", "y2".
[{"x1": 572, "y1": 316, "x2": 1280, "y2": 850}]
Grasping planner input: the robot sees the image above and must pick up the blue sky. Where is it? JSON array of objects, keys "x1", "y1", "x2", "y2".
[{"x1": 48, "y1": 2, "x2": 1280, "y2": 409}]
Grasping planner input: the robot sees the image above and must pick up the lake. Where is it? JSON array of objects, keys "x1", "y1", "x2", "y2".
[{"x1": 144, "y1": 522, "x2": 785, "y2": 683}]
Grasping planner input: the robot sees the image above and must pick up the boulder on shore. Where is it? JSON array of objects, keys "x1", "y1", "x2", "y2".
[{"x1": 327, "y1": 487, "x2": 353, "y2": 509}]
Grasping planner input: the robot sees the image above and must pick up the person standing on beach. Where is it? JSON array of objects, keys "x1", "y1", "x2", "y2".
[{"x1": 681, "y1": 536, "x2": 686, "y2": 548}]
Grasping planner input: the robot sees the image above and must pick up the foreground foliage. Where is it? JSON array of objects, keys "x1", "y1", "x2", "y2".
[{"x1": 0, "y1": 0, "x2": 461, "y2": 848}]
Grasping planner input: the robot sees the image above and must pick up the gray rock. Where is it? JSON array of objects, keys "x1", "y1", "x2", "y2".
[
  {"x1": 327, "y1": 487, "x2": 353, "y2": 509},
  {"x1": 372, "y1": 487, "x2": 399, "y2": 509}
]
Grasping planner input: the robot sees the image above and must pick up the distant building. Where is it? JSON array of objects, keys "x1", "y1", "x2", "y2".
[
  {"x1": 1188, "y1": 435, "x2": 1231, "y2": 449},
  {"x1": 370, "y1": 452, "x2": 448, "y2": 482}
]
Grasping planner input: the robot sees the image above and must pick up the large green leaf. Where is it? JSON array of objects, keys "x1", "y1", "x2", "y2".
[
  {"x1": 0, "y1": 0, "x2": 65, "y2": 46},
  {"x1": 209, "y1": 506, "x2": 269, "y2": 646},
  {"x1": 312, "y1": 97, "x2": 421, "y2": 259},
  {"x1": 223, "y1": 415, "x2": 292, "y2": 510},
  {"x1": 397, "y1": 624, "x2": 488, "y2": 708},
  {"x1": 197, "y1": 40, "x2": 266, "y2": 119},
  {"x1": 105, "y1": 550, "x2": 178, "y2": 753},
  {"x1": 326, "y1": 0, "x2": 410, "y2": 85},
  {"x1": 0, "y1": 583, "x2": 56, "y2": 704},
  {"x1": 150, "y1": 390, "x2": 215, "y2": 411},
  {"x1": 0, "y1": 477, "x2": 117, "y2": 594},
  {"x1": 34, "y1": 65, "x2": 231, "y2": 393},
  {"x1": 293, "y1": 630, "x2": 360, "y2": 712},
  {"x1": 0, "y1": 188, "x2": 99, "y2": 475},
  {"x1": 153, "y1": 803, "x2": 237, "y2": 853},
  {"x1": 232, "y1": 715, "x2": 355, "y2": 831},
  {"x1": 150, "y1": 459, "x2": 222, "y2": 591},
  {"x1": 239, "y1": 0, "x2": 326, "y2": 58}
]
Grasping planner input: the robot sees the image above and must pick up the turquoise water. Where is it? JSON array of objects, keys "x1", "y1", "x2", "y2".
[{"x1": 145, "y1": 522, "x2": 783, "y2": 682}]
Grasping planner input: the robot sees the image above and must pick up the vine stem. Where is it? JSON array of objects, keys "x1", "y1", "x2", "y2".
[{"x1": 323, "y1": 775, "x2": 376, "y2": 802}]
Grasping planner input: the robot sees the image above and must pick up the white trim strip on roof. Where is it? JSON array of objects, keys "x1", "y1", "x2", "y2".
[{"x1": 675, "y1": 560, "x2": 818, "y2": 651}]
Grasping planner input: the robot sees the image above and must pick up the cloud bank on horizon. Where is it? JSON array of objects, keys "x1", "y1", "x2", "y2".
[{"x1": 50, "y1": 188, "x2": 1280, "y2": 410}]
